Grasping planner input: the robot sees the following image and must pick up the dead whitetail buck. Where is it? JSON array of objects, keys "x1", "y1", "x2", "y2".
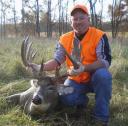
[{"x1": 6, "y1": 36, "x2": 79, "y2": 117}]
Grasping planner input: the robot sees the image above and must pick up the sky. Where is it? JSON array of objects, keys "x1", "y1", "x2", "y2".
[{"x1": 14, "y1": 0, "x2": 113, "y2": 21}]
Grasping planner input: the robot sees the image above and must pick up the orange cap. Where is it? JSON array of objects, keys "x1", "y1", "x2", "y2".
[{"x1": 70, "y1": 4, "x2": 89, "y2": 16}]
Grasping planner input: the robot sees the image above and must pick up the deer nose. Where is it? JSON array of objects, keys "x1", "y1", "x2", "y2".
[{"x1": 32, "y1": 95, "x2": 42, "y2": 105}]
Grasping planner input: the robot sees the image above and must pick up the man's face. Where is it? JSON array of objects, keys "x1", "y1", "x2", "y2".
[{"x1": 71, "y1": 10, "x2": 89, "y2": 36}]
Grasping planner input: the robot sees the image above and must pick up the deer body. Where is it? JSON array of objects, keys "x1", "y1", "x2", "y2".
[{"x1": 6, "y1": 78, "x2": 59, "y2": 116}]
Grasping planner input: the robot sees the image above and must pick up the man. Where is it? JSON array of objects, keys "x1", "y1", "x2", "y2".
[{"x1": 30, "y1": 4, "x2": 112, "y2": 126}]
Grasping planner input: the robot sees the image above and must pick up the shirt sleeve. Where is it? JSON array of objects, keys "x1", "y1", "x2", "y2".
[
  {"x1": 96, "y1": 34, "x2": 112, "y2": 68},
  {"x1": 54, "y1": 42, "x2": 66, "y2": 65}
]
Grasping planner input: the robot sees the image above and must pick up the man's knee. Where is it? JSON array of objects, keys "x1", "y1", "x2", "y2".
[
  {"x1": 59, "y1": 94, "x2": 76, "y2": 106},
  {"x1": 59, "y1": 93, "x2": 87, "y2": 107},
  {"x1": 92, "y1": 68, "x2": 112, "y2": 98},
  {"x1": 92, "y1": 68, "x2": 112, "y2": 82}
]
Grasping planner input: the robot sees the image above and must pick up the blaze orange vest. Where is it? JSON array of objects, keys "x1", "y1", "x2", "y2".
[{"x1": 59, "y1": 27, "x2": 104, "y2": 83}]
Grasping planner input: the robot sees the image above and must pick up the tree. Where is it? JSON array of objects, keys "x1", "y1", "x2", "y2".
[
  {"x1": 21, "y1": 0, "x2": 25, "y2": 36},
  {"x1": 98, "y1": 0, "x2": 103, "y2": 29},
  {"x1": 65, "y1": 0, "x2": 69, "y2": 33},
  {"x1": 36, "y1": 0, "x2": 40, "y2": 37},
  {"x1": 47, "y1": 0, "x2": 52, "y2": 37},
  {"x1": 11, "y1": 0, "x2": 18, "y2": 36},
  {"x1": 23, "y1": 11, "x2": 36, "y2": 35},
  {"x1": 88, "y1": 0, "x2": 98, "y2": 27},
  {"x1": 108, "y1": 0, "x2": 127, "y2": 38},
  {"x1": 0, "y1": 0, "x2": 10, "y2": 38},
  {"x1": 58, "y1": 0, "x2": 62, "y2": 36},
  {"x1": 120, "y1": 0, "x2": 128, "y2": 31},
  {"x1": 20, "y1": 0, "x2": 43, "y2": 36},
  {"x1": 0, "y1": 0, "x2": 3, "y2": 39}
]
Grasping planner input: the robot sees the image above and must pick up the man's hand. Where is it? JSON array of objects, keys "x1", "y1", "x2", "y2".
[{"x1": 68, "y1": 62, "x2": 85, "y2": 76}]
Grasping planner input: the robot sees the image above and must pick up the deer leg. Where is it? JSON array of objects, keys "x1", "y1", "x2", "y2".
[{"x1": 6, "y1": 94, "x2": 21, "y2": 105}]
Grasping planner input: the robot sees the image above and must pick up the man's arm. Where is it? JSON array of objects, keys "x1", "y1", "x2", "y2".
[
  {"x1": 83, "y1": 59, "x2": 105, "y2": 72},
  {"x1": 43, "y1": 59, "x2": 59, "y2": 71},
  {"x1": 29, "y1": 42, "x2": 66, "y2": 72},
  {"x1": 44, "y1": 42, "x2": 67, "y2": 71},
  {"x1": 68, "y1": 60, "x2": 105, "y2": 76},
  {"x1": 96, "y1": 34, "x2": 111, "y2": 68},
  {"x1": 84, "y1": 34, "x2": 112, "y2": 72}
]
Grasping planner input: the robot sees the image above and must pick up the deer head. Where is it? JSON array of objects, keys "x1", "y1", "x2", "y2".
[{"x1": 21, "y1": 36, "x2": 80, "y2": 83}]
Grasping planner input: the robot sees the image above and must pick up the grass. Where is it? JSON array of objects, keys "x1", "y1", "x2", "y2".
[
  {"x1": 0, "y1": 37, "x2": 128, "y2": 126},
  {"x1": 109, "y1": 39, "x2": 128, "y2": 126}
]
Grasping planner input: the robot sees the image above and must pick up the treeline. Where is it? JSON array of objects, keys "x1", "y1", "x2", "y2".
[{"x1": 0, "y1": 0, "x2": 128, "y2": 39}]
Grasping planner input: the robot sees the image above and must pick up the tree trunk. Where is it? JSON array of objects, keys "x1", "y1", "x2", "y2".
[
  {"x1": 21, "y1": 0, "x2": 25, "y2": 36},
  {"x1": 36, "y1": 0, "x2": 40, "y2": 37},
  {"x1": 13, "y1": 0, "x2": 18, "y2": 36},
  {"x1": 0, "y1": 0, "x2": 3, "y2": 39},
  {"x1": 58, "y1": 0, "x2": 62, "y2": 36},
  {"x1": 88, "y1": 0, "x2": 98, "y2": 27},
  {"x1": 47, "y1": 0, "x2": 52, "y2": 38}
]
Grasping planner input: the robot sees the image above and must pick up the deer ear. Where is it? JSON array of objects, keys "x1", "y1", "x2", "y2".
[{"x1": 30, "y1": 79, "x2": 38, "y2": 87}]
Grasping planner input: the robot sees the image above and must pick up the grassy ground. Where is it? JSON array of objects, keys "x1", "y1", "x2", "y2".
[{"x1": 0, "y1": 37, "x2": 128, "y2": 126}]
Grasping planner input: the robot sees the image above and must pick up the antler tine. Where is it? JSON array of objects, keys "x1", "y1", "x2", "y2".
[
  {"x1": 38, "y1": 59, "x2": 45, "y2": 79},
  {"x1": 21, "y1": 36, "x2": 29, "y2": 66},
  {"x1": 26, "y1": 41, "x2": 37, "y2": 63},
  {"x1": 29, "y1": 49, "x2": 37, "y2": 62},
  {"x1": 26, "y1": 40, "x2": 32, "y2": 61},
  {"x1": 21, "y1": 36, "x2": 37, "y2": 67}
]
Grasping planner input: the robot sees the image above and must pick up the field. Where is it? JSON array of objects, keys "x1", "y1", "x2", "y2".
[{"x1": 0, "y1": 37, "x2": 128, "y2": 126}]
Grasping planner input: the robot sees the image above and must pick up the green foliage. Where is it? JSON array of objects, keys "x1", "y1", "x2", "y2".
[
  {"x1": 109, "y1": 39, "x2": 128, "y2": 126},
  {"x1": 0, "y1": 80, "x2": 30, "y2": 96},
  {"x1": 0, "y1": 37, "x2": 127, "y2": 126},
  {"x1": 110, "y1": 40, "x2": 128, "y2": 81},
  {"x1": 0, "y1": 107, "x2": 38, "y2": 126}
]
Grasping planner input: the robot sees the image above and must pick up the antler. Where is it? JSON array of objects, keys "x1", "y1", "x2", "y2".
[
  {"x1": 38, "y1": 59, "x2": 45, "y2": 79},
  {"x1": 60, "y1": 44, "x2": 79, "y2": 69},
  {"x1": 21, "y1": 36, "x2": 47, "y2": 79},
  {"x1": 21, "y1": 36, "x2": 37, "y2": 67}
]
